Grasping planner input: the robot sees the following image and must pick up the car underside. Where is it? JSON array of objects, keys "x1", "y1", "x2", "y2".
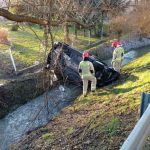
[{"x1": 46, "y1": 42, "x2": 120, "y2": 87}]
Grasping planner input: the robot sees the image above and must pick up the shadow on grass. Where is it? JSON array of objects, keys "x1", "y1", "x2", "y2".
[
  {"x1": 112, "y1": 84, "x2": 141, "y2": 94},
  {"x1": 124, "y1": 62, "x2": 150, "y2": 74},
  {"x1": 10, "y1": 27, "x2": 43, "y2": 40},
  {"x1": 78, "y1": 90, "x2": 97, "y2": 105},
  {"x1": 98, "y1": 82, "x2": 150, "y2": 96},
  {"x1": 134, "y1": 62, "x2": 150, "y2": 73},
  {"x1": 13, "y1": 43, "x2": 39, "y2": 52},
  {"x1": 119, "y1": 73, "x2": 139, "y2": 83},
  {"x1": 113, "y1": 81, "x2": 150, "y2": 94},
  {"x1": 79, "y1": 98, "x2": 94, "y2": 105},
  {"x1": 97, "y1": 74, "x2": 140, "y2": 95}
]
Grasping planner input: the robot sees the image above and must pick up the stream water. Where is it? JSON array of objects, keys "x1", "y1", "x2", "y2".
[
  {"x1": 0, "y1": 46, "x2": 150, "y2": 150},
  {"x1": 0, "y1": 84, "x2": 81, "y2": 150},
  {"x1": 103, "y1": 46, "x2": 150, "y2": 66}
]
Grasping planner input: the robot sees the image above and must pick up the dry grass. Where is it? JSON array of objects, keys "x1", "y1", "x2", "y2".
[{"x1": 0, "y1": 28, "x2": 9, "y2": 44}]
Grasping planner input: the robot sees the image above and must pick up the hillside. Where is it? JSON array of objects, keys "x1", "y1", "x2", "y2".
[{"x1": 11, "y1": 51, "x2": 150, "y2": 149}]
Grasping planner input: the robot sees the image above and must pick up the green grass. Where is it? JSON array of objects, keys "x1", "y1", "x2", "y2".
[
  {"x1": 105, "y1": 117, "x2": 121, "y2": 136},
  {"x1": 62, "y1": 52, "x2": 150, "y2": 149},
  {"x1": 0, "y1": 23, "x2": 101, "y2": 66},
  {"x1": 42, "y1": 133, "x2": 54, "y2": 145},
  {"x1": 11, "y1": 45, "x2": 150, "y2": 150}
]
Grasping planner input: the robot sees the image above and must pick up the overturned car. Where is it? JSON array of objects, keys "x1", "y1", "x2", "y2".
[{"x1": 46, "y1": 42, "x2": 120, "y2": 87}]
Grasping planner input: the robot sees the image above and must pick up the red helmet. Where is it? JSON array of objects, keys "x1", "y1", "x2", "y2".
[
  {"x1": 112, "y1": 41, "x2": 121, "y2": 48},
  {"x1": 82, "y1": 51, "x2": 89, "y2": 58}
]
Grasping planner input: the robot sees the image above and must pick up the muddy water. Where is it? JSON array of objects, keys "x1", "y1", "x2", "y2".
[
  {"x1": 0, "y1": 46, "x2": 150, "y2": 150},
  {"x1": 0, "y1": 85, "x2": 81, "y2": 150}
]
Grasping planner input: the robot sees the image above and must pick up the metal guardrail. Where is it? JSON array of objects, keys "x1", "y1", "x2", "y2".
[
  {"x1": 140, "y1": 93, "x2": 150, "y2": 117},
  {"x1": 120, "y1": 93, "x2": 150, "y2": 150}
]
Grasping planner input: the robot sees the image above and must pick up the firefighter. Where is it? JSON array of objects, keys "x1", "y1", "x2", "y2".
[
  {"x1": 78, "y1": 51, "x2": 97, "y2": 97},
  {"x1": 111, "y1": 41, "x2": 124, "y2": 72}
]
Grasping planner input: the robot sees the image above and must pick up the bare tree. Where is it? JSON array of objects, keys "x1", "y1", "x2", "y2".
[
  {"x1": 109, "y1": 15, "x2": 130, "y2": 39},
  {"x1": 109, "y1": 1, "x2": 150, "y2": 40},
  {"x1": 0, "y1": 0, "x2": 130, "y2": 42}
]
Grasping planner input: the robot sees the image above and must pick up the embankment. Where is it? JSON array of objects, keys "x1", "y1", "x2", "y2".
[
  {"x1": 11, "y1": 50, "x2": 150, "y2": 150},
  {"x1": 90, "y1": 37, "x2": 150, "y2": 60},
  {"x1": 0, "y1": 70, "x2": 54, "y2": 118}
]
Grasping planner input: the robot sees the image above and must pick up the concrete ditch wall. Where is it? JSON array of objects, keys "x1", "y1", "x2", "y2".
[
  {"x1": 90, "y1": 37, "x2": 150, "y2": 60},
  {"x1": 0, "y1": 70, "x2": 56, "y2": 118}
]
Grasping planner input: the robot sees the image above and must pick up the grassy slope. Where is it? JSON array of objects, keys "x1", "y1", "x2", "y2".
[
  {"x1": 12, "y1": 52, "x2": 150, "y2": 150},
  {"x1": 0, "y1": 23, "x2": 100, "y2": 67}
]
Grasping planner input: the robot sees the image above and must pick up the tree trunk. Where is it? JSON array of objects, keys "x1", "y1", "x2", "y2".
[
  {"x1": 94, "y1": 26, "x2": 97, "y2": 36},
  {"x1": 100, "y1": 11, "x2": 104, "y2": 40},
  {"x1": 84, "y1": 29, "x2": 86, "y2": 37},
  {"x1": 89, "y1": 29, "x2": 92, "y2": 37},
  {"x1": 135, "y1": 0, "x2": 138, "y2": 5},
  {"x1": 64, "y1": 22, "x2": 70, "y2": 43},
  {"x1": 88, "y1": 29, "x2": 92, "y2": 45},
  {"x1": 74, "y1": 23, "x2": 78, "y2": 39},
  {"x1": 44, "y1": 25, "x2": 49, "y2": 58},
  {"x1": 117, "y1": 31, "x2": 122, "y2": 40}
]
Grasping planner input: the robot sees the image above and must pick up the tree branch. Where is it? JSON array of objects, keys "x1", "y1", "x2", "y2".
[{"x1": 0, "y1": 8, "x2": 48, "y2": 25}]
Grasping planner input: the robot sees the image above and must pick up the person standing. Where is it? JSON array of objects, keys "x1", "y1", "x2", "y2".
[
  {"x1": 111, "y1": 41, "x2": 124, "y2": 72},
  {"x1": 78, "y1": 51, "x2": 97, "y2": 97}
]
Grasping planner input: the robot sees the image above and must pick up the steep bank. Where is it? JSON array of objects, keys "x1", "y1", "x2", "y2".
[
  {"x1": 11, "y1": 50, "x2": 150, "y2": 149},
  {"x1": 90, "y1": 37, "x2": 150, "y2": 60},
  {"x1": 0, "y1": 70, "x2": 54, "y2": 118}
]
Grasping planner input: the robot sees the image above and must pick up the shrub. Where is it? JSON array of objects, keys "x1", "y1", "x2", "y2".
[
  {"x1": 105, "y1": 117, "x2": 120, "y2": 136},
  {"x1": 0, "y1": 28, "x2": 8, "y2": 43},
  {"x1": 109, "y1": 4, "x2": 150, "y2": 39},
  {"x1": 11, "y1": 24, "x2": 19, "y2": 31}
]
